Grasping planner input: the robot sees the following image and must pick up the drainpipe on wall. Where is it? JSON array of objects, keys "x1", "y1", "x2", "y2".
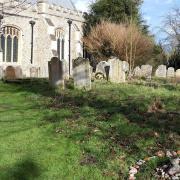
[
  {"x1": 67, "y1": 19, "x2": 72, "y2": 76},
  {"x1": 29, "y1": 20, "x2": 35, "y2": 64}
]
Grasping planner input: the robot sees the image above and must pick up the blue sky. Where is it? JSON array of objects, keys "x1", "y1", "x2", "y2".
[{"x1": 73, "y1": 0, "x2": 180, "y2": 41}]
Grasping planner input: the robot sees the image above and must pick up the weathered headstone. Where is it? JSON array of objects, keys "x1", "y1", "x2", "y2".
[
  {"x1": 0, "y1": 66, "x2": 3, "y2": 79},
  {"x1": 155, "y1": 65, "x2": 167, "y2": 78},
  {"x1": 108, "y1": 57, "x2": 125, "y2": 83},
  {"x1": 30, "y1": 67, "x2": 39, "y2": 78},
  {"x1": 14, "y1": 66, "x2": 23, "y2": 79},
  {"x1": 133, "y1": 66, "x2": 142, "y2": 77},
  {"x1": 167, "y1": 67, "x2": 175, "y2": 78},
  {"x1": 122, "y1": 61, "x2": 129, "y2": 72},
  {"x1": 61, "y1": 59, "x2": 69, "y2": 80},
  {"x1": 48, "y1": 57, "x2": 64, "y2": 88},
  {"x1": 73, "y1": 57, "x2": 91, "y2": 90},
  {"x1": 141, "y1": 65, "x2": 153, "y2": 79},
  {"x1": 4, "y1": 66, "x2": 16, "y2": 80},
  {"x1": 175, "y1": 69, "x2": 180, "y2": 83},
  {"x1": 95, "y1": 61, "x2": 110, "y2": 80}
]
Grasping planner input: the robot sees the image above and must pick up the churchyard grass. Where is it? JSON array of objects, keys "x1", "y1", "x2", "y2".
[{"x1": 0, "y1": 79, "x2": 179, "y2": 179}]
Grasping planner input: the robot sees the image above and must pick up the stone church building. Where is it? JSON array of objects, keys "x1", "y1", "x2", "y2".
[{"x1": 0, "y1": 0, "x2": 84, "y2": 77}]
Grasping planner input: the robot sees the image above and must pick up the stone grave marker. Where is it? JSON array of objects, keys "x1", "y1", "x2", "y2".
[
  {"x1": 48, "y1": 57, "x2": 64, "y2": 88},
  {"x1": 155, "y1": 65, "x2": 167, "y2": 78},
  {"x1": 175, "y1": 69, "x2": 180, "y2": 83},
  {"x1": 14, "y1": 66, "x2": 23, "y2": 79},
  {"x1": 122, "y1": 61, "x2": 129, "y2": 72},
  {"x1": 95, "y1": 61, "x2": 110, "y2": 80},
  {"x1": 141, "y1": 65, "x2": 153, "y2": 79},
  {"x1": 4, "y1": 66, "x2": 16, "y2": 80},
  {"x1": 61, "y1": 59, "x2": 69, "y2": 80},
  {"x1": 108, "y1": 57, "x2": 125, "y2": 83},
  {"x1": 133, "y1": 66, "x2": 142, "y2": 77},
  {"x1": 73, "y1": 57, "x2": 91, "y2": 90},
  {"x1": 167, "y1": 67, "x2": 175, "y2": 78}
]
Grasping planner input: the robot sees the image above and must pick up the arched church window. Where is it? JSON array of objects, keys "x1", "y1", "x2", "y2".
[
  {"x1": 13, "y1": 36, "x2": 18, "y2": 62},
  {"x1": 1, "y1": 26, "x2": 20, "y2": 63},
  {"x1": 6, "y1": 35, "x2": 12, "y2": 62},
  {"x1": 1, "y1": 35, "x2": 5, "y2": 62},
  {"x1": 55, "y1": 28, "x2": 65, "y2": 60},
  {"x1": 57, "y1": 38, "x2": 61, "y2": 59}
]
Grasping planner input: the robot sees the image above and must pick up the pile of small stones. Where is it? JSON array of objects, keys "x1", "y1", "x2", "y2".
[{"x1": 128, "y1": 150, "x2": 180, "y2": 180}]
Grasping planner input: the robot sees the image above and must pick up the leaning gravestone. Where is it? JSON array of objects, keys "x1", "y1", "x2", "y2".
[
  {"x1": 0, "y1": 66, "x2": 3, "y2": 79},
  {"x1": 175, "y1": 69, "x2": 180, "y2": 83},
  {"x1": 167, "y1": 67, "x2": 175, "y2": 78},
  {"x1": 73, "y1": 57, "x2": 91, "y2": 90},
  {"x1": 141, "y1": 65, "x2": 153, "y2": 79},
  {"x1": 30, "y1": 67, "x2": 39, "y2": 78},
  {"x1": 133, "y1": 66, "x2": 142, "y2": 77},
  {"x1": 4, "y1": 66, "x2": 16, "y2": 80},
  {"x1": 95, "y1": 61, "x2": 110, "y2": 80},
  {"x1": 108, "y1": 57, "x2": 125, "y2": 83},
  {"x1": 155, "y1": 65, "x2": 167, "y2": 78},
  {"x1": 48, "y1": 57, "x2": 64, "y2": 88}
]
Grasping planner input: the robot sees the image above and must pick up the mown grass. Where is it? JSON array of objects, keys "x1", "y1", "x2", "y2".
[{"x1": 0, "y1": 79, "x2": 179, "y2": 179}]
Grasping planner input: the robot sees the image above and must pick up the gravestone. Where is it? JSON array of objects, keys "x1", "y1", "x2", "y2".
[
  {"x1": 133, "y1": 66, "x2": 142, "y2": 77},
  {"x1": 141, "y1": 65, "x2": 152, "y2": 79},
  {"x1": 4, "y1": 66, "x2": 16, "y2": 80},
  {"x1": 108, "y1": 57, "x2": 125, "y2": 83},
  {"x1": 61, "y1": 59, "x2": 69, "y2": 80},
  {"x1": 122, "y1": 61, "x2": 129, "y2": 72},
  {"x1": 95, "y1": 61, "x2": 110, "y2": 80},
  {"x1": 167, "y1": 67, "x2": 175, "y2": 78},
  {"x1": 175, "y1": 69, "x2": 180, "y2": 83},
  {"x1": 30, "y1": 67, "x2": 39, "y2": 78},
  {"x1": 155, "y1": 65, "x2": 167, "y2": 78},
  {"x1": 14, "y1": 66, "x2": 23, "y2": 79},
  {"x1": 48, "y1": 57, "x2": 64, "y2": 88},
  {"x1": 73, "y1": 57, "x2": 91, "y2": 90},
  {"x1": 0, "y1": 66, "x2": 3, "y2": 79}
]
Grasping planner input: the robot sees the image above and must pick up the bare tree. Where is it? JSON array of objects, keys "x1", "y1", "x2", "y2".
[
  {"x1": 161, "y1": 8, "x2": 180, "y2": 52},
  {"x1": 83, "y1": 21, "x2": 153, "y2": 72}
]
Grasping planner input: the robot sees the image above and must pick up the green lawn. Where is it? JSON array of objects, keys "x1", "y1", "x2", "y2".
[{"x1": 0, "y1": 79, "x2": 179, "y2": 179}]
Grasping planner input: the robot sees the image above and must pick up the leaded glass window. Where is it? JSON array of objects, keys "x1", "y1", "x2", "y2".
[
  {"x1": 6, "y1": 35, "x2": 12, "y2": 62},
  {"x1": 1, "y1": 26, "x2": 20, "y2": 62},
  {"x1": 55, "y1": 28, "x2": 65, "y2": 60},
  {"x1": 13, "y1": 36, "x2": 18, "y2": 62},
  {"x1": 1, "y1": 35, "x2": 5, "y2": 62}
]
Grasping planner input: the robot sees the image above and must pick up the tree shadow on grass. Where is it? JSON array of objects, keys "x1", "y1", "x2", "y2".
[{"x1": 2, "y1": 158, "x2": 40, "y2": 180}]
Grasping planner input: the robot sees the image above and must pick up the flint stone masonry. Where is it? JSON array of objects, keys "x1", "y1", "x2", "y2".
[
  {"x1": 155, "y1": 65, "x2": 167, "y2": 78},
  {"x1": 175, "y1": 69, "x2": 180, "y2": 83},
  {"x1": 30, "y1": 67, "x2": 39, "y2": 78},
  {"x1": 108, "y1": 57, "x2": 125, "y2": 83},
  {"x1": 0, "y1": 0, "x2": 84, "y2": 78},
  {"x1": 96, "y1": 61, "x2": 110, "y2": 79},
  {"x1": 167, "y1": 67, "x2": 175, "y2": 78},
  {"x1": 48, "y1": 57, "x2": 64, "y2": 88},
  {"x1": 133, "y1": 66, "x2": 142, "y2": 77},
  {"x1": 141, "y1": 65, "x2": 152, "y2": 79},
  {"x1": 73, "y1": 57, "x2": 91, "y2": 90}
]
